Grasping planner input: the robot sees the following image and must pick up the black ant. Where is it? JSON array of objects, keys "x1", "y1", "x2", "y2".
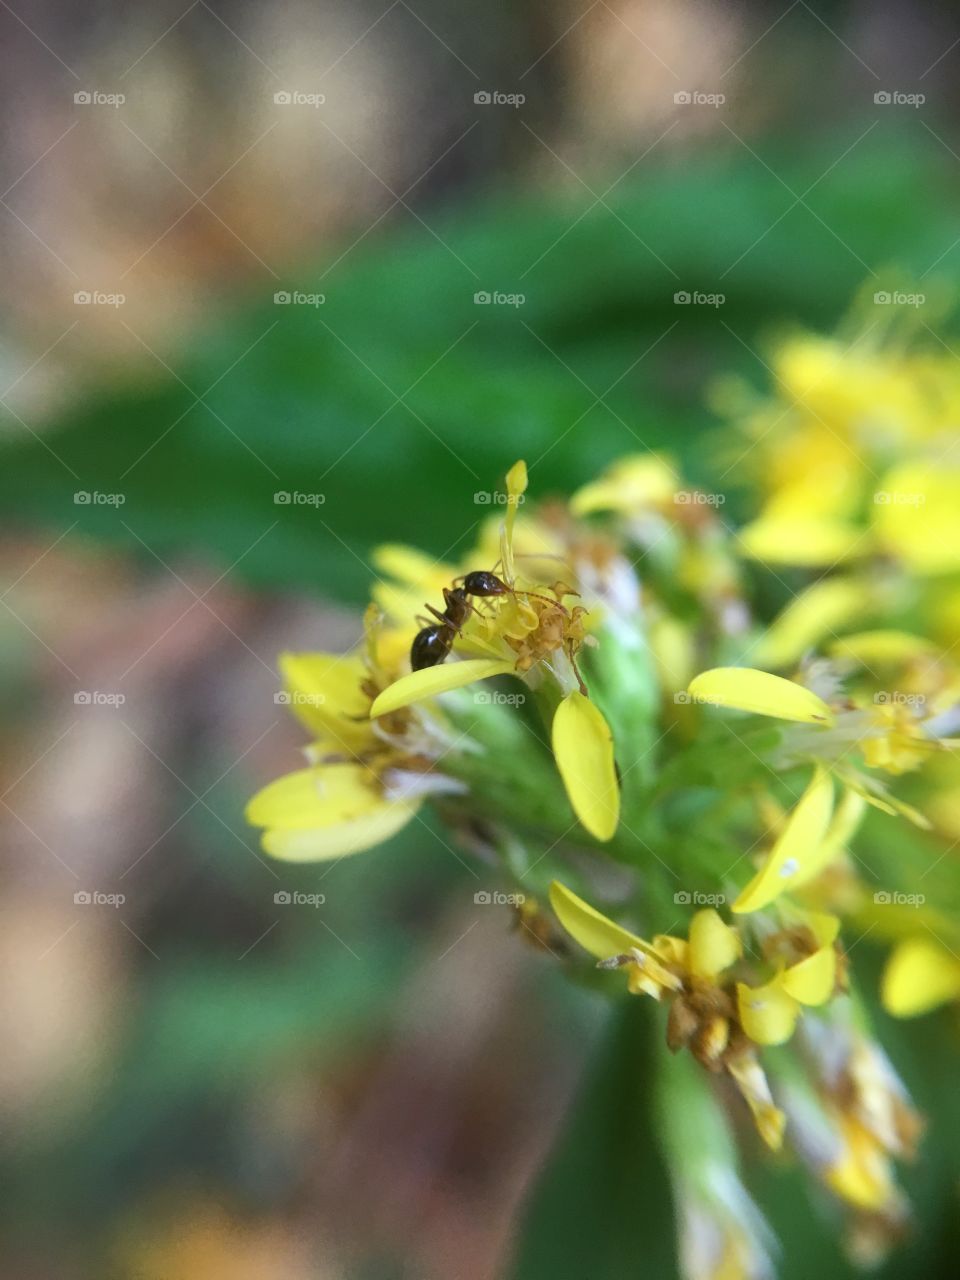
[{"x1": 410, "y1": 571, "x2": 562, "y2": 671}]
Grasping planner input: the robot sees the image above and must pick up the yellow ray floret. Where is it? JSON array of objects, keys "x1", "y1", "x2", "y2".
[
  {"x1": 733, "y1": 767, "x2": 835, "y2": 913},
  {"x1": 245, "y1": 762, "x2": 417, "y2": 861},
  {"x1": 738, "y1": 515, "x2": 868, "y2": 567},
  {"x1": 548, "y1": 881, "x2": 650, "y2": 959},
  {"x1": 369, "y1": 658, "x2": 516, "y2": 719},
  {"x1": 881, "y1": 937, "x2": 960, "y2": 1017},
  {"x1": 688, "y1": 667, "x2": 833, "y2": 724},
  {"x1": 551, "y1": 691, "x2": 620, "y2": 841},
  {"x1": 687, "y1": 905, "x2": 743, "y2": 981}
]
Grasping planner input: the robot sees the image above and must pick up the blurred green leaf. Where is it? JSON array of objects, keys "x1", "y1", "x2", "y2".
[
  {"x1": 3, "y1": 129, "x2": 959, "y2": 602},
  {"x1": 508, "y1": 997, "x2": 679, "y2": 1280}
]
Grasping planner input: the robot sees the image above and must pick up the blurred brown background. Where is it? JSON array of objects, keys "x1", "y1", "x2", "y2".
[{"x1": 2, "y1": 2, "x2": 960, "y2": 1276}]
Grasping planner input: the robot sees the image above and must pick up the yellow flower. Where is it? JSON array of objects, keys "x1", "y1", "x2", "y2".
[
  {"x1": 861, "y1": 700, "x2": 939, "y2": 775},
  {"x1": 881, "y1": 937, "x2": 960, "y2": 1017},
  {"x1": 369, "y1": 461, "x2": 621, "y2": 842},
  {"x1": 874, "y1": 461, "x2": 960, "y2": 575},
  {"x1": 687, "y1": 663, "x2": 938, "y2": 829},
  {"x1": 823, "y1": 1115, "x2": 900, "y2": 1212},
  {"x1": 569, "y1": 452, "x2": 678, "y2": 517},
  {"x1": 738, "y1": 515, "x2": 868, "y2": 567},
  {"x1": 828, "y1": 629, "x2": 938, "y2": 666},
  {"x1": 549, "y1": 882, "x2": 793, "y2": 1149},
  {"x1": 736, "y1": 910, "x2": 840, "y2": 1044},
  {"x1": 246, "y1": 610, "x2": 452, "y2": 861},
  {"x1": 782, "y1": 1022, "x2": 920, "y2": 1263}
]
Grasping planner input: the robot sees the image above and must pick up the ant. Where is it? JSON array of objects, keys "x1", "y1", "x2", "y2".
[{"x1": 410, "y1": 570, "x2": 561, "y2": 671}]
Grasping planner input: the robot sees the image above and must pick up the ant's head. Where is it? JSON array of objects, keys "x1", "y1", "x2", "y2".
[{"x1": 461, "y1": 570, "x2": 509, "y2": 597}]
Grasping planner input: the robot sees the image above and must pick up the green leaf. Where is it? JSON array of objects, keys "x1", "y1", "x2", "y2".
[
  {"x1": 2, "y1": 129, "x2": 957, "y2": 604},
  {"x1": 508, "y1": 997, "x2": 679, "y2": 1280}
]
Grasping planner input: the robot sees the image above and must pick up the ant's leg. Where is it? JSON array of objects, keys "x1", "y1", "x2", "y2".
[
  {"x1": 567, "y1": 642, "x2": 588, "y2": 696},
  {"x1": 514, "y1": 587, "x2": 570, "y2": 614}
]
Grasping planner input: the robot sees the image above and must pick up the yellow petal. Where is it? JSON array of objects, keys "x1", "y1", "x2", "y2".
[
  {"x1": 687, "y1": 668, "x2": 833, "y2": 724},
  {"x1": 278, "y1": 651, "x2": 370, "y2": 751},
  {"x1": 650, "y1": 934, "x2": 689, "y2": 967},
  {"x1": 781, "y1": 945, "x2": 836, "y2": 1006},
  {"x1": 570, "y1": 454, "x2": 677, "y2": 515},
  {"x1": 738, "y1": 516, "x2": 868, "y2": 566},
  {"x1": 551, "y1": 691, "x2": 620, "y2": 841},
  {"x1": 548, "y1": 881, "x2": 648, "y2": 960},
  {"x1": 246, "y1": 763, "x2": 418, "y2": 861},
  {"x1": 824, "y1": 1117, "x2": 895, "y2": 1210},
  {"x1": 501, "y1": 459, "x2": 528, "y2": 582},
  {"x1": 687, "y1": 908, "x2": 742, "y2": 981},
  {"x1": 625, "y1": 957, "x2": 683, "y2": 1000},
  {"x1": 737, "y1": 977, "x2": 800, "y2": 1045},
  {"x1": 371, "y1": 543, "x2": 455, "y2": 585},
  {"x1": 733, "y1": 768, "x2": 835, "y2": 913},
  {"x1": 506, "y1": 458, "x2": 528, "y2": 498},
  {"x1": 649, "y1": 615, "x2": 696, "y2": 692},
  {"x1": 246, "y1": 762, "x2": 380, "y2": 829},
  {"x1": 754, "y1": 578, "x2": 871, "y2": 668},
  {"x1": 874, "y1": 462, "x2": 960, "y2": 574},
  {"x1": 726, "y1": 1053, "x2": 787, "y2": 1151},
  {"x1": 881, "y1": 937, "x2": 960, "y2": 1017},
  {"x1": 369, "y1": 658, "x2": 515, "y2": 718},
  {"x1": 263, "y1": 801, "x2": 416, "y2": 861},
  {"x1": 829, "y1": 630, "x2": 937, "y2": 666},
  {"x1": 790, "y1": 786, "x2": 866, "y2": 890},
  {"x1": 803, "y1": 909, "x2": 841, "y2": 948}
]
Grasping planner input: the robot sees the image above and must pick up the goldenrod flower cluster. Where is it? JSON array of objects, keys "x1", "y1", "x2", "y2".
[{"x1": 247, "y1": 320, "x2": 960, "y2": 1280}]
